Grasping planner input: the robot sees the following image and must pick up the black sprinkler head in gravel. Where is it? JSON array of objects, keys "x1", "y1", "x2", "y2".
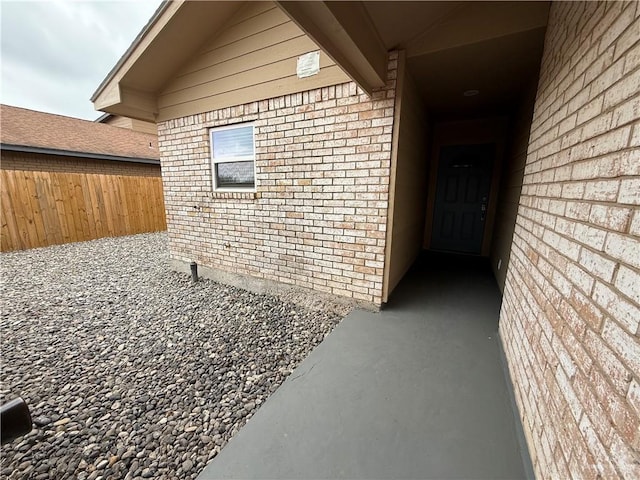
[
  {"x1": 190, "y1": 262, "x2": 199, "y2": 282},
  {"x1": 0, "y1": 397, "x2": 32, "y2": 445}
]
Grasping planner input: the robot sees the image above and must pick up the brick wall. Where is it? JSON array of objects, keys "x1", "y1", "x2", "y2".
[
  {"x1": 1, "y1": 151, "x2": 161, "y2": 177},
  {"x1": 500, "y1": 1, "x2": 639, "y2": 478},
  {"x1": 490, "y1": 79, "x2": 537, "y2": 293},
  {"x1": 158, "y1": 53, "x2": 398, "y2": 306}
]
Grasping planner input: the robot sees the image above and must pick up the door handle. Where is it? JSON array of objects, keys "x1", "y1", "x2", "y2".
[{"x1": 480, "y1": 195, "x2": 488, "y2": 221}]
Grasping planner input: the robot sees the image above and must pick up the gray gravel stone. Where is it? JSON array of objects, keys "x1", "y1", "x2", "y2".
[
  {"x1": 0, "y1": 232, "x2": 343, "y2": 479},
  {"x1": 33, "y1": 416, "x2": 52, "y2": 427}
]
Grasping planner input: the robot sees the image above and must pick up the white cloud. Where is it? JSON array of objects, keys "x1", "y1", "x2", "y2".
[{"x1": 1, "y1": 0, "x2": 160, "y2": 120}]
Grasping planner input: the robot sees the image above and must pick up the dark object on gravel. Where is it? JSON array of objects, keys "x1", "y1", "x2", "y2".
[{"x1": 0, "y1": 397, "x2": 32, "y2": 444}]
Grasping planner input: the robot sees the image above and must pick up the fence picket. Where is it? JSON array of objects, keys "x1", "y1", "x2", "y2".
[{"x1": 1, "y1": 170, "x2": 166, "y2": 251}]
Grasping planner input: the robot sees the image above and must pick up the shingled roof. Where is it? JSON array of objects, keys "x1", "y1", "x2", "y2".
[{"x1": 0, "y1": 105, "x2": 159, "y2": 164}]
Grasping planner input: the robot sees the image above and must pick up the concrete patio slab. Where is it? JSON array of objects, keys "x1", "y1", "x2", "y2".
[{"x1": 198, "y1": 254, "x2": 531, "y2": 479}]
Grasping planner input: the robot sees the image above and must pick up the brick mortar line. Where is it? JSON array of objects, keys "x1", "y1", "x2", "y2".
[
  {"x1": 517, "y1": 197, "x2": 637, "y2": 233},
  {"x1": 522, "y1": 172, "x2": 639, "y2": 187},
  {"x1": 517, "y1": 198, "x2": 636, "y2": 235},
  {"x1": 531, "y1": 35, "x2": 639, "y2": 143},
  {"x1": 525, "y1": 142, "x2": 638, "y2": 172},
  {"x1": 532, "y1": 87, "x2": 640, "y2": 153},
  {"x1": 506, "y1": 242, "x2": 632, "y2": 477},
  {"x1": 528, "y1": 120, "x2": 638, "y2": 167},
  {"x1": 516, "y1": 207, "x2": 640, "y2": 280},
  {"x1": 510, "y1": 223, "x2": 639, "y2": 335},
  {"x1": 530, "y1": 86, "x2": 640, "y2": 154}
]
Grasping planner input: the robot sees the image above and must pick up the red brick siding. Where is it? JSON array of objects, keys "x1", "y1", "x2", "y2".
[
  {"x1": 158, "y1": 53, "x2": 398, "y2": 306},
  {"x1": 500, "y1": 2, "x2": 640, "y2": 478}
]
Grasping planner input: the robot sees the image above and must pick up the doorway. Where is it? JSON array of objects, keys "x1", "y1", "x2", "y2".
[{"x1": 431, "y1": 143, "x2": 495, "y2": 254}]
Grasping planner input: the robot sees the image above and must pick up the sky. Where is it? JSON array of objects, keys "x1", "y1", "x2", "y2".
[{"x1": 1, "y1": 0, "x2": 160, "y2": 121}]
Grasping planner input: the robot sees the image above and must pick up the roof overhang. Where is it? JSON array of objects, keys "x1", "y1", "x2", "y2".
[
  {"x1": 275, "y1": 1, "x2": 388, "y2": 95},
  {"x1": 91, "y1": 1, "x2": 244, "y2": 122},
  {"x1": 1, "y1": 144, "x2": 160, "y2": 165},
  {"x1": 92, "y1": 0, "x2": 393, "y2": 122},
  {"x1": 94, "y1": 112, "x2": 112, "y2": 123},
  {"x1": 93, "y1": 1, "x2": 549, "y2": 122}
]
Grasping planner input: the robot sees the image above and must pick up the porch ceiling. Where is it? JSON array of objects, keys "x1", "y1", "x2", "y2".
[
  {"x1": 362, "y1": 0, "x2": 550, "y2": 115},
  {"x1": 407, "y1": 27, "x2": 546, "y2": 114}
]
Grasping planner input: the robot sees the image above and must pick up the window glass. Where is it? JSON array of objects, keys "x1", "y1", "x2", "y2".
[
  {"x1": 212, "y1": 126, "x2": 253, "y2": 160},
  {"x1": 216, "y1": 161, "x2": 255, "y2": 187}
]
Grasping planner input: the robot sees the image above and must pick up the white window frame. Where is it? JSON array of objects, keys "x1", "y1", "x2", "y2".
[{"x1": 209, "y1": 122, "x2": 256, "y2": 192}]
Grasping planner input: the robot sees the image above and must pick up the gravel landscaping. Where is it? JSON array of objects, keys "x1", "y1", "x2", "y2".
[{"x1": 0, "y1": 232, "x2": 344, "y2": 479}]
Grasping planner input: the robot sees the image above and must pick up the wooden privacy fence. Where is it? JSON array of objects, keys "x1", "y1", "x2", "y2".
[{"x1": 1, "y1": 169, "x2": 166, "y2": 251}]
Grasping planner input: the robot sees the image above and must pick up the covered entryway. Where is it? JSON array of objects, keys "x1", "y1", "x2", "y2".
[
  {"x1": 195, "y1": 2, "x2": 548, "y2": 476},
  {"x1": 198, "y1": 253, "x2": 531, "y2": 478},
  {"x1": 278, "y1": 0, "x2": 549, "y2": 300},
  {"x1": 376, "y1": 1, "x2": 548, "y2": 301}
]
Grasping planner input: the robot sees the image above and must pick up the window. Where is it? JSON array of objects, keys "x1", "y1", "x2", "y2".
[{"x1": 210, "y1": 123, "x2": 255, "y2": 190}]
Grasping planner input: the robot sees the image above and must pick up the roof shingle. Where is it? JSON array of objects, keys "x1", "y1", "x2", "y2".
[{"x1": 0, "y1": 105, "x2": 159, "y2": 161}]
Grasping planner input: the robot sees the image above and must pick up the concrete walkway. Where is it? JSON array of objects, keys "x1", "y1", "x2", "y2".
[{"x1": 198, "y1": 254, "x2": 532, "y2": 479}]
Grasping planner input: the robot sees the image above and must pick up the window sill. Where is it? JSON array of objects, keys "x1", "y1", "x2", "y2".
[{"x1": 210, "y1": 190, "x2": 257, "y2": 200}]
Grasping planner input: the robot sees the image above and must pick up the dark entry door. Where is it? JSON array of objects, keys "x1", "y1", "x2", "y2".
[{"x1": 431, "y1": 143, "x2": 494, "y2": 254}]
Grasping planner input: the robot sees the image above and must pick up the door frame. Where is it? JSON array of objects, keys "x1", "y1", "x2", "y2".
[{"x1": 424, "y1": 117, "x2": 507, "y2": 256}]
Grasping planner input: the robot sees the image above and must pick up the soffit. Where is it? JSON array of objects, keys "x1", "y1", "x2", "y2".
[
  {"x1": 92, "y1": 1, "x2": 244, "y2": 119},
  {"x1": 361, "y1": 1, "x2": 463, "y2": 52},
  {"x1": 408, "y1": 27, "x2": 546, "y2": 115},
  {"x1": 277, "y1": 1, "x2": 388, "y2": 94},
  {"x1": 362, "y1": 1, "x2": 550, "y2": 115},
  {"x1": 119, "y1": 2, "x2": 243, "y2": 94}
]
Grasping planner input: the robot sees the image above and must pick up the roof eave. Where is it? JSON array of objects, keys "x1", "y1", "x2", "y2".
[
  {"x1": 92, "y1": 1, "x2": 247, "y2": 123},
  {"x1": 95, "y1": 112, "x2": 112, "y2": 123},
  {"x1": 276, "y1": 1, "x2": 388, "y2": 95},
  {"x1": 90, "y1": 0, "x2": 173, "y2": 103},
  {"x1": 91, "y1": 0, "x2": 188, "y2": 122},
  {"x1": 1, "y1": 144, "x2": 161, "y2": 165},
  {"x1": 93, "y1": 0, "x2": 384, "y2": 121}
]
